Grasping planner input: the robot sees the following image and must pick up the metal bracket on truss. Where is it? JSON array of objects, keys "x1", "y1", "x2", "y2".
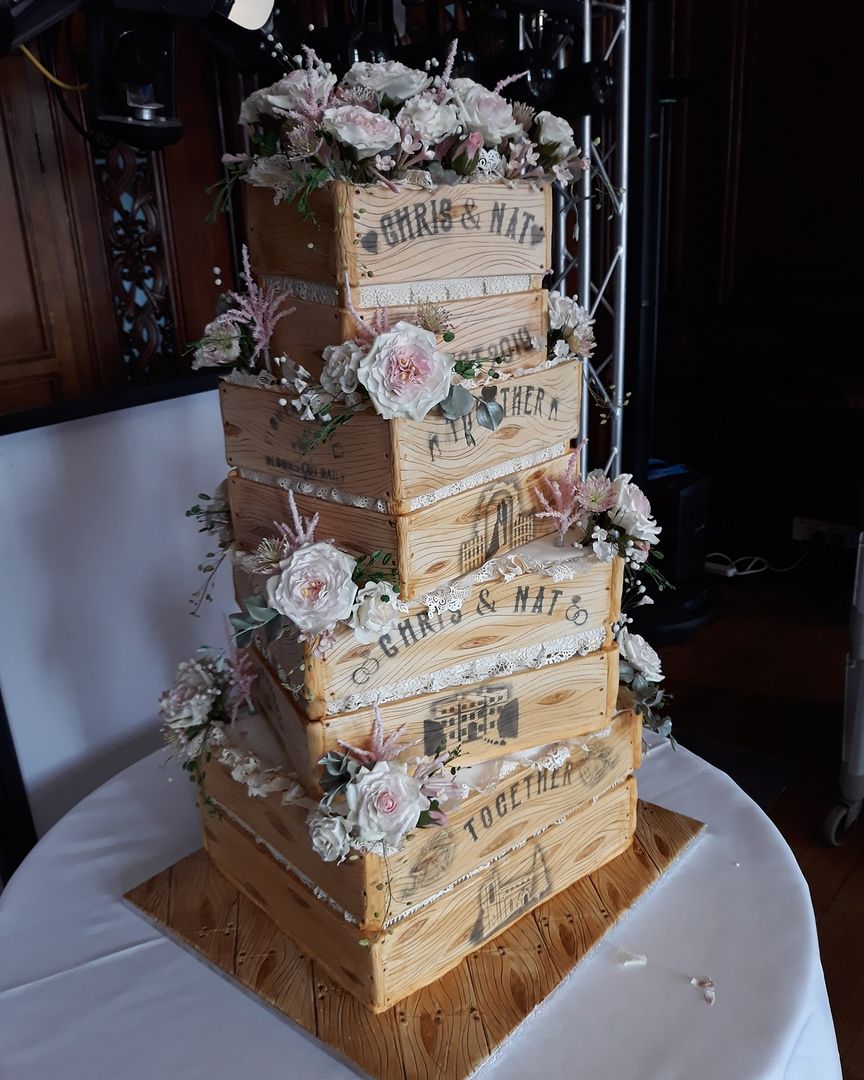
[{"x1": 548, "y1": 0, "x2": 630, "y2": 479}]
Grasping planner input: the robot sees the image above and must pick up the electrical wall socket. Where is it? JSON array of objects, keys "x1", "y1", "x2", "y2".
[{"x1": 792, "y1": 516, "x2": 860, "y2": 548}]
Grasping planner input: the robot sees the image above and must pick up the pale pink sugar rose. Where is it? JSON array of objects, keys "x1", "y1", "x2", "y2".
[
  {"x1": 321, "y1": 105, "x2": 400, "y2": 158},
  {"x1": 450, "y1": 77, "x2": 522, "y2": 146},
  {"x1": 576, "y1": 469, "x2": 617, "y2": 513},
  {"x1": 609, "y1": 475, "x2": 661, "y2": 545},
  {"x1": 343, "y1": 60, "x2": 431, "y2": 102},
  {"x1": 396, "y1": 92, "x2": 460, "y2": 145},
  {"x1": 349, "y1": 581, "x2": 403, "y2": 644},
  {"x1": 345, "y1": 761, "x2": 430, "y2": 847},
  {"x1": 159, "y1": 660, "x2": 219, "y2": 726},
  {"x1": 357, "y1": 321, "x2": 452, "y2": 421},
  {"x1": 238, "y1": 70, "x2": 336, "y2": 125},
  {"x1": 265, "y1": 541, "x2": 358, "y2": 636}
]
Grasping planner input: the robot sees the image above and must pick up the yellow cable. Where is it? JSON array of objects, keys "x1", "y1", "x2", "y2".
[{"x1": 19, "y1": 44, "x2": 88, "y2": 91}]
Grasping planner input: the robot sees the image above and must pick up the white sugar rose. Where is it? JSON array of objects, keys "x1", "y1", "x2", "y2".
[
  {"x1": 343, "y1": 60, "x2": 431, "y2": 102},
  {"x1": 159, "y1": 660, "x2": 219, "y2": 726},
  {"x1": 192, "y1": 316, "x2": 241, "y2": 370},
  {"x1": 548, "y1": 290, "x2": 577, "y2": 331},
  {"x1": 349, "y1": 581, "x2": 404, "y2": 644},
  {"x1": 618, "y1": 628, "x2": 664, "y2": 684},
  {"x1": 357, "y1": 321, "x2": 452, "y2": 421},
  {"x1": 307, "y1": 810, "x2": 351, "y2": 863},
  {"x1": 451, "y1": 78, "x2": 522, "y2": 146},
  {"x1": 265, "y1": 541, "x2": 358, "y2": 636},
  {"x1": 345, "y1": 761, "x2": 430, "y2": 847},
  {"x1": 322, "y1": 105, "x2": 400, "y2": 158},
  {"x1": 609, "y1": 474, "x2": 662, "y2": 545},
  {"x1": 535, "y1": 110, "x2": 576, "y2": 158},
  {"x1": 396, "y1": 92, "x2": 460, "y2": 145},
  {"x1": 320, "y1": 340, "x2": 366, "y2": 404}
]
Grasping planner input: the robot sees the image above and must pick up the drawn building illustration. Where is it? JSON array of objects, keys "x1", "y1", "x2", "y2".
[
  {"x1": 470, "y1": 845, "x2": 553, "y2": 943},
  {"x1": 459, "y1": 488, "x2": 536, "y2": 574},
  {"x1": 422, "y1": 681, "x2": 519, "y2": 755}
]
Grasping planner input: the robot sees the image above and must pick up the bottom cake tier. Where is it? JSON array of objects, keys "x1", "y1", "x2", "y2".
[{"x1": 201, "y1": 711, "x2": 640, "y2": 1012}]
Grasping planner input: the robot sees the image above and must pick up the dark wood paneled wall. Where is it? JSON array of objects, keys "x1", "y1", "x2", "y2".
[{"x1": 653, "y1": 0, "x2": 864, "y2": 543}]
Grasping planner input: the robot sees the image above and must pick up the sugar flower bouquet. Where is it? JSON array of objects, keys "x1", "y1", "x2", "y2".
[
  {"x1": 230, "y1": 488, "x2": 407, "y2": 661},
  {"x1": 220, "y1": 39, "x2": 588, "y2": 215},
  {"x1": 309, "y1": 709, "x2": 467, "y2": 863}
]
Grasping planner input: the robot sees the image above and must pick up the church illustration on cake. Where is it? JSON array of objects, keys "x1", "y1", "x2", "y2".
[{"x1": 422, "y1": 681, "x2": 520, "y2": 755}]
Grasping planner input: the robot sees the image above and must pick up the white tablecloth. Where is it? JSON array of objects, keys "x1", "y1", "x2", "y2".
[{"x1": 0, "y1": 737, "x2": 841, "y2": 1080}]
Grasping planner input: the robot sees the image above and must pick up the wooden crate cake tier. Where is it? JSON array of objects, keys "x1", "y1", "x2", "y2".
[
  {"x1": 246, "y1": 641, "x2": 619, "y2": 793},
  {"x1": 247, "y1": 179, "x2": 553, "y2": 375},
  {"x1": 201, "y1": 707, "x2": 639, "y2": 1012},
  {"x1": 234, "y1": 546, "x2": 623, "y2": 720},
  {"x1": 227, "y1": 454, "x2": 571, "y2": 601},
  {"x1": 221, "y1": 359, "x2": 580, "y2": 513}
]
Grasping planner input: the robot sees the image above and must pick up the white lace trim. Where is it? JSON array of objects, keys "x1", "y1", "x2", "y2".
[
  {"x1": 264, "y1": 277, "x2": 340, "y2": 306},
  {"x1": 405, "y1": 443, "x2": 566, "y2": 511},
  {"x1": 420, "y1": 545, "x2": 599, "y2": 614},
  {"x1": 325, "y1": 626, "x2": 607, "y2": 715},
  {"x1": 357, "y1": 274, "x2": 535, "y2": 308},
  {"x1": 236, "y1": 467, "x2": 390, "y2": 514},
  {"x1": 210, "y1": 726, "x2": 309, "y2": 805},
  {"x1": 237, "y1": 440, "x2": 566, "y2": 516}
]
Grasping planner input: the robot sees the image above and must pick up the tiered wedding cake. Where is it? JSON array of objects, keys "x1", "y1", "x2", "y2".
[{"x1": 160, "y1": 46, "x2": 669, "y2": 1013}]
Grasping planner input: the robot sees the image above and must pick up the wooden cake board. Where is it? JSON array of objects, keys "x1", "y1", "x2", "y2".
[{"x1": 126, "y1": 801, "x2": 703, "y2": 1080}]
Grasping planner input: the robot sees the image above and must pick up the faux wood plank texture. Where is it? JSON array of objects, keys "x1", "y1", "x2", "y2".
[
  {"x1": 252, "y1": 553, "x2": 622, "y2": 715},
  {"x1": 395, "y1": 963, "x2": 490, "y2": 1080},
  {"x1": 127, "y1": 800, "x2": 703, "y2": 1080},
  {"x1": 221, "y1": 361, "x2": 580, "y2": 511},
  {"x1": 246, "y1": 181, "x2": 552, "y2": 286},
  {"x1": 269, "y1": 289, "x2": 548, "y2": 377},
  {"x1": 312, "y1": 649, "x2": 619, "y2": 773},
  {"x1": 201, "y1": 710, "x2": 639, "y2": 927},
  {"x1": 166, "y1": 849, "x2": 237, "y2": 969},
  {"x1": 228, "y1": 455, "x2": 567, "y2": 599}
]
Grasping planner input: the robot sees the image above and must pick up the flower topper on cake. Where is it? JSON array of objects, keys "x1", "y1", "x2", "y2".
[{"x1": 212, "y1": 40, "x2": 588, "y2": 217}]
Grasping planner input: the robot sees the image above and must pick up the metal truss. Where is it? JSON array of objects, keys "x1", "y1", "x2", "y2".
[{"x1": 548, "y1": 0, "x2": 630, "y2": 479}]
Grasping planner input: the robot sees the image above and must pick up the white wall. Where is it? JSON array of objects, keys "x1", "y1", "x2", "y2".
[{"x1": 0, "y1": 391, "x2": 233, "y2": 835}]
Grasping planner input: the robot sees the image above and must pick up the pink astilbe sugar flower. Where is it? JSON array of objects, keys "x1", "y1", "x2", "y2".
[
  {"x1": 535, "y1": 443, "x2": 586, "y2": 545},
  {"x1": 576, "y1": 469, "x2": 616, "y2": 513},
  {"x1": 494, "y1": 70, "x2": 529, "y2": 95},
  {"x1": 223, "y1": 623, "x2": 257, "y2": 721},
  {"x1": 338, "y1": 705, "x2": 413, "y2": 764},
  {"x1": 274, "y1": 488, "x2": 319, "y2": 549},
  {"x1": 436, "y1": 38, "x2": 459, "y2": 103},
  {"x1": 222, "y1": 245, "x2": 295, "y2": 368},
  {"x1": 412, "y1": 753, "x2": 469, "y2": 826}
]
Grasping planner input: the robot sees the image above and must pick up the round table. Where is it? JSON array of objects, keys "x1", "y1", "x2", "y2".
[{"x1": 0, "y1": 736, "x2": 841, "y2": 1080}]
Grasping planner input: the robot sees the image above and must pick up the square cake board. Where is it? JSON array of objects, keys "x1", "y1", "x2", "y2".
[{"x1": 126, "y1": 801, "x2": 703, "y2": 1080}]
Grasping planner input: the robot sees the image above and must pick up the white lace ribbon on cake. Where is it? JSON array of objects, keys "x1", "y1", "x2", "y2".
[
  {"x1": 263, "y1": 273, "x2": 537, "y2": 309},
  {"x1": 235, "y1": 440, "x2": 567, "y2": 515},
  {"x1": 325, "y1": 626, "x2": 606, "y2": 715}
]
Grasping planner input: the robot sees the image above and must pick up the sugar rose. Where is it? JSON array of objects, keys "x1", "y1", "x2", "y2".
[
  {"x1": 159, "y1": 660, "x2": 219, "y2": 726},
  {"x1": 618, "y1": 628, "x2": 664, "y2": 684},
  {"x1": 265, "y1": 541, "x2": 358, "y2": 635},
  {"x1": 534, "y1": 110, "x2": 576, "y2": 159},
  {"x1": 397, "y1": 92, "x2": 460, "y2": 145},
  {"x1": 343, "y1": 60, "x2": 431, "y2": 102},
  {"x1": 345, "y1": 761, "x2": 430, "y2": 847},
  {"x1": 451, "y1": 78, "x2": 522, "y2": 146},
  {"x1": 349, "y1": 581, "x2": 403, "y2": 644},
  {"x1": 321, "y1": 105, "x2": 400, "y2": 158},
  {"x1": 306, "y1": 810, "x2": 351, "y2": 863},
  {"x1": 320, "y1": 340, "x2": 366, "y2": 405},
  {"x1": 357, "y1": 321, "x2": 452, "y2": 421},
  {"x1": 239, "y1": 69, "x2": 336, "y2": 125},
  {"x1": 192, "y1": 316, "x2": 241, "y2": 370},
  {"x1": 609, "y1": 475, "x2": 661, "y2": 545}
]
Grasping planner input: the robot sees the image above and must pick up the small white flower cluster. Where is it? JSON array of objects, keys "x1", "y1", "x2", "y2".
[{"x1": 547, "y1": 291, "x2": 596, "y2": 360}]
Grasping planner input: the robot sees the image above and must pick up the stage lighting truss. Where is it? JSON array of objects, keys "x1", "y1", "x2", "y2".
[{"x1": 547, "y1": 0, "x2": 630, "y2": 480}]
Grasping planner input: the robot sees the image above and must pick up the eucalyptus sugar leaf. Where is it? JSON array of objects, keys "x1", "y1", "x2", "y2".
[
  {"x1": 476, "y1": 399, "x2": 505, "y2": 431},
  {"x1": 480, "y1": 385, "x2": 498, "y2": 402},
  {"x1": 245, "y1": 602, "x2": 279, "y2": 625},
  {"x1": 440, "y1": 384, "x2": 475, "y2": 420},
  {"x1": 235, "y1": 628, "x2": 255, "y2": 649},
  {"x1": 264, "y1": 615, "x2": 286, "y2": 644}
]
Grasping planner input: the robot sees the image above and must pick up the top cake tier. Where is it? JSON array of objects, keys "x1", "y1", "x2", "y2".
[{"x1": 247, "y1": 179, "x2": 552, "y2": 290}]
